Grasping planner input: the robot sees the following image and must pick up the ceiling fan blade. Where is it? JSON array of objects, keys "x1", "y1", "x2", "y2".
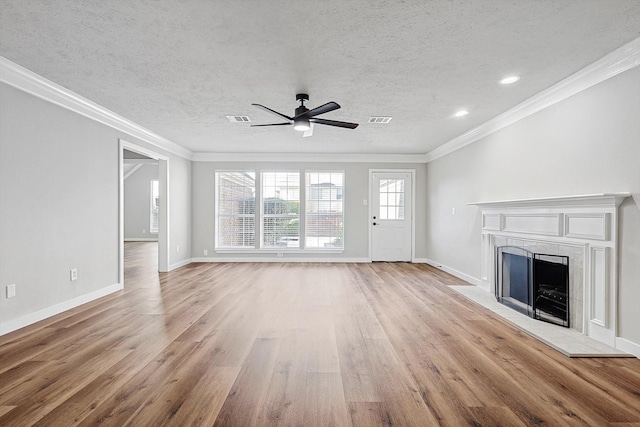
[
  {"x1": 296, "y1": 101, "x2": 340, "y2": 119},
  {"x1": 250, "y1": 122, "x2": 292, "y2": 127},
  {"x1": 309, "y1": 118, "x2": 359, "y2": 129},
  {"x1": 303, "y1": 123, "x2": 314, "y2": 138},
  {"x1": 251, "y1": 104, "x2": 293, "y2": 121}
]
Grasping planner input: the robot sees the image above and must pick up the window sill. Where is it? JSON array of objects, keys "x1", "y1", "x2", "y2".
[{"x1": 215, "y1": 248, "x2": 344, "y2": 254}]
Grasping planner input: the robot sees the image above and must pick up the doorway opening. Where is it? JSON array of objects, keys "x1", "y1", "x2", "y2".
[{"x1": 119, "y1": 139, "x2": 169, "y2": 287}]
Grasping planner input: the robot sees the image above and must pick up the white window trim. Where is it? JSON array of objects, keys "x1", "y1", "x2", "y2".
[
  {"x1": 304, "y1": 170, "x2": 345, "y2": 250},
  {"x1": 260, "y1": 170, "x2": 301, "y2": 249},
  {"x1": 214, "y1": 169, "x2": 346, "y2": 254},
  {"x1": 215, "y1": 170, "x2": 257, "y2": 250},
  {"x1": 150, "y1": 180, "x2": 159, "y2": 235}
]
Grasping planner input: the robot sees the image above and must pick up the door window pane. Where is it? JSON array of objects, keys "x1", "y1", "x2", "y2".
[{"x1": 379, "y1": 178, "x2": 405, "y2": 220}]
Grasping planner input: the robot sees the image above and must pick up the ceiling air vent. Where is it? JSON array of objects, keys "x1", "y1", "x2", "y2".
[
  {"x1": 226, "y1": 115, "x2": 251, "y2": 123},
  {"x1": 368, "y1": 116, "x2": 392, "y2": 124}
]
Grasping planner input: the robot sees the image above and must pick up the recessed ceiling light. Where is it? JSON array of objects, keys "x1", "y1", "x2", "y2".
[
  {"x1": 500, "y1": 76, "x2": 520, "y2": 85},
  {"x1": 454, "y1": 110, "x2": 468, "y2": 117}
]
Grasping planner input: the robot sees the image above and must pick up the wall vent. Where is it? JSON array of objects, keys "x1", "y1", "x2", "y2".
[
  {"x1": 368, "y1": 116, "x2": 392, "y2": 124},
  {"x1": 226, "y1": 115, "x2": 251, "y2": 123}
]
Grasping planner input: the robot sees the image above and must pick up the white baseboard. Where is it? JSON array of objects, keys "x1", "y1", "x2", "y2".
[
  {"x1": 124, "y1": 238, "x2": 158, "y2": 242},
  {"x1": 0, "y1": 282, "x2": 123, "y2": 336},
  {"x1": 422, "y1": 258, "x2": 481, "y2": 286},
  {"x1": 168, "y1": 258, "x2": 193, "y2": 271},
  {"x1": 615, "y1": 337, "x2": 640, "y2": 358},
  {"x1": 191, "y1": 256, "x2": 371, "y2": 263}
]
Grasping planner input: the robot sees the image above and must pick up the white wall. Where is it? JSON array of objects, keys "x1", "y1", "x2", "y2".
[
  {"x1": 0, "y1": 82, "x2": 192, "y2": 333},
  {"x1": 124, "y1": 164, "x2": 158, "y2": 240},
  {"x1": 425, "y1": 66, "x2": 640, "y2": 345},
  {"x1": 191, "y1": 161, "x2": 428, "y2": 260}
]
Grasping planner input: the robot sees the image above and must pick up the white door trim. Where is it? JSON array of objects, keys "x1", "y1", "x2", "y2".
[
  {"x1": 368, "y1": 169, "x2": 416, "y2": 262},
  {"x1": 119, "y1": 139, "x2": 170, "y2": 284}
]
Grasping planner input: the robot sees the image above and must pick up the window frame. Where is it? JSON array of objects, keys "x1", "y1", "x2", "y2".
[
  {"x1": 214, "y1": 169, "x2": 345, "y2": 253},
  {"x1": 304, "y1": 171, "x2": 345, "y2": 250},
  {"x1": 260, "y1": 171, "x2": 301, "y2": 250},
  {"x1": 214, "y1": 170, "x2": 257, "y2": 249},
  {"x1": 150, "y1": 180, "x2": 159, "y2": 235}
]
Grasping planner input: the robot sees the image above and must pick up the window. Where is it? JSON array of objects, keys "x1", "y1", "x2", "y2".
[
  {"x1": 305, "y1": 172, "x2": 344, "y2": 249},
  {"x1": 150, "y1": 180, "x2": 159, "y2": 234},
  {"x1": 214, "y1": 169, "x2": 344, "y2": 251},
  {"x1": 379, "y1": 178, "x2": 405, "y2": 220},
  {"x1": 261, "y1": 172, "x2": 300, "y2": 248},
  {"x1": 215, "y1": 171, "x2": 256, "y2": 248}
]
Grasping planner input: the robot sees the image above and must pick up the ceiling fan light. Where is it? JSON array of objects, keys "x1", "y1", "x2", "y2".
[{"x1": 293, "y1": 119, "x2": 310, "y2": 131}]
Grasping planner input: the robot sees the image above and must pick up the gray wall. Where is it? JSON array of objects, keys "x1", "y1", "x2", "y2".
[
  {"x1": 0, "y1": 82, "x2": 192, "y2": 330},
  {"x1": 192, "y1": 161, "x2": 427, "y2": 260},
  {"x1": 170, "y1": 155, "x2": 192, "y2": 266},
  {"x1": 124, "y1": 163, "x2": 159, "y2": 240},
  {"x1": 425, "y1": 66, "x2": 640, "y2": 344}
]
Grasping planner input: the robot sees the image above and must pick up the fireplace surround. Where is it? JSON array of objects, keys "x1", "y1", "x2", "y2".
[{"x1": 469, "y1": 193, "x2": 629, "y2": 349}]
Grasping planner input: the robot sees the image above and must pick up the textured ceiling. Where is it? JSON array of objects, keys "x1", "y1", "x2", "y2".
[{"x1": 1, "y1": 0, "x2": 640, "y2": 155}]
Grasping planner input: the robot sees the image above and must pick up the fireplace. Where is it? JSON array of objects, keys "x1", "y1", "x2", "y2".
[
  {"x1": 469, "y1": 193, "x2": 629, "y2": 349},
  {"x1": 496, "y1": 246, "x2": 569, "y2": 327}
]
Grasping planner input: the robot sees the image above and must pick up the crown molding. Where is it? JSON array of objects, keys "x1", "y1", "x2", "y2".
[
  {"x1": 0, "y1": 56, "x2": 193, "y2": 160},
  {"x1": 425, "y1": 36, "x2": 640, "y2": 163},
  {"x1": 191, "y1": 152, "x2": 429, "y2": 163}
]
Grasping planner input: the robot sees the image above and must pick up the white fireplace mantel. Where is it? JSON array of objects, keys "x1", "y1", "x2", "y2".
[
  {"x1": 468, "y1": 193, "x2": 630, "y2": 349},
  {"x1": 468, "y1": 193, "x2": 629, "y2": 209}
]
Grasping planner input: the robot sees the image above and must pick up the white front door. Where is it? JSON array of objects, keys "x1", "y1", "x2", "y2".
[{"x1": 371, "y1": 171, "x2": 412, "y2": 262}]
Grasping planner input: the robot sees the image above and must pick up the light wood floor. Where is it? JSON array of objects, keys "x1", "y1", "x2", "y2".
[{"x1": 1, "y1": 242, "x2": 639, "y2": 426}]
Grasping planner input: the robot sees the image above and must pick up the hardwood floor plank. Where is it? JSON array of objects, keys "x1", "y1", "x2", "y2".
[
  {"x1": 258, "y1": 330, "x2": 310, "y2": 426},
  {"x1": 347, "y1": 401, "x2": 387, "y2": 426},
  {"x1": 303, "y1": 372, "x2": 351, "y2": 427},
  {"x1": 0, "y1": 349, "x2": 132, "y2": 426},
  {"x1": 334, "y1": 313, "x2": 381, "y2": 403},
  {"x1": 0, "y1": 243, "x2": 638, "y2": 426},
  {"x1": 0, "y1": 406, "x2": 16, "y2": 418},
  {"x1": 75, "y1": 341, "x2": 201, "y2": 426},
  {"x1": 165, "y1": 366, "x2": 240, "y2": 427},
  {"x1": 361, "y1": 336, "x2": 442, "y2": 426},
  {"x1": 467, "y1": 406, "x2": 529, "y2": 427},
  {"x1": 213, "y1": 338, "x2": 282, "y2": 426},
  {"x1": 122, "y1": 335, "x2": 242, "y2": 426}
]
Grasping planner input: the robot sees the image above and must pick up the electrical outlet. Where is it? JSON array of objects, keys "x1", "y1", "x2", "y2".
[
  {"x1": 70, "y1": 269, "x2": 78, "y2": 281},
  {"x1": 363, "y1": 199, "x2": 368, "y2": 206},
  {"x1": 277, "y1": 252, "x2": 283, "y2": 258},
  {"x1": 142, "y1": 229, "x2": 146, "y2": 234},
  {"x1": 176, "y1": 245, "x2": 180, "y2": 253},
  {"x1": 452, "y1": 207, "x2": 456, "y2": 215},
  {"x1": 203, "y1": 249, "x2": 208, "y2": 256},
  {"x1": 6, "y1": 284, "x2": 16, "y2": 299}
]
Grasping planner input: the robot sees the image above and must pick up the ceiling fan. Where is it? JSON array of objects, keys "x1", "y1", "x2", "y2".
[{"x1": 251, "y1": 93, "x2": 359, "y2": 137}]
